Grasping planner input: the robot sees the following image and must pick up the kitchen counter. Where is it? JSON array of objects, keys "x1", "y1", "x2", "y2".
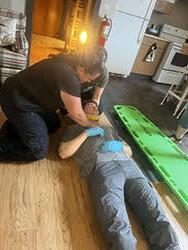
[
  {"x1": 183, "y1": 43, "x2": 188, "y2": 48},
  {"x1": 132, "y1": 33, "x2": 187, "y2": 77},
  {"x1": 132, "y1": 34, "x2": 170, "y2": 76},
  {"x1": 182, "y1": 43, "x2": 188, "y2": 55},
  {"x1": 144, "y1": 33, "x2": 170, "y2": 43},
  {"x1": 145, "y1": 33, "x2": 188, "y2": 49}
]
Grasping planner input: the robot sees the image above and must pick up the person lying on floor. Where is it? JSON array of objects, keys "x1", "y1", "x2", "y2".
[{"x1": 58, "y1": 115, "x2": 180, "y2": 250}]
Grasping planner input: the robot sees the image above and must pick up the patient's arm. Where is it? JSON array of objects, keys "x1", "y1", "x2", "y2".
[
  {"x1": 59, "y1": 127, "x2": 104, "y2": 159},
  {"x1": 58, "y1": 131, "x2": 88, "y2": 159},
  {"x1": 59, "y1": 132, "x2": 132, "y2": 159}
]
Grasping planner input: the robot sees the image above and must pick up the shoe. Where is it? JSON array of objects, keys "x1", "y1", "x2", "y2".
[{"x1": 169, "y1": 134, "x2": 182, "y2": 142}]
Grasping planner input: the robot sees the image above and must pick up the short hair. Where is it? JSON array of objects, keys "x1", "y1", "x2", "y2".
[{"x1": 78, "y1": 46, "x2": 107, "y2": 75}]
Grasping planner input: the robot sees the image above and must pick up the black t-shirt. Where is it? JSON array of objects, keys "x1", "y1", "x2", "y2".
[
  {"x1": 81, "y1": 65, "x2": 109, "y2": 93},
  {"x1": 2, "y1": 55, "x2": 81, "y2": 112},
  {"x1": 41, "y1": 54, "x2": 109, "y2": 93},
  {"x1": 54, "y1": 54, "x2": 109, "y2": 93}
]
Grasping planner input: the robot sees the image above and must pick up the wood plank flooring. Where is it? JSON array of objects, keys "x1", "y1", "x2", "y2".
[
  {"x1": 0, "y1": 112, "x2": 187, "y2": 249},
  {"x1": 30, "y1": 34, "x2": 65, "y2": 65},
  {"x1": 0, "y1": 114, "x2": 106, "y2": 250},
  {"x1": 0, "y1": 34, "x2": 187, "y2": 249}
]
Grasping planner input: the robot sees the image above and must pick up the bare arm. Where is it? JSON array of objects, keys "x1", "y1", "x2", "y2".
[
  {"x1": 92, "y1": 87, "x2": 105, "y2": 106},
  {"x1": 60, "y1": 91, "x2": 97, "y2": 127},
  {"x1": 58, "y1": 131, "x2": 88, "y2": 159},
  {"x1": 123, "y1": 143, "x2": 132, "y2": 157}
]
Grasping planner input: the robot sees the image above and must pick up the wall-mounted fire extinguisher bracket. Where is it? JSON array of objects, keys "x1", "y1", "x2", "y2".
[{"x1": 98, "y1": 15, "x2": 112, "y2": 47}]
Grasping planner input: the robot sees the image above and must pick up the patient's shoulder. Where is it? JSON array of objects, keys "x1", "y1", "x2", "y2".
[{"x1": 61, "y1": 124, "x2": 84, "y2": 142}]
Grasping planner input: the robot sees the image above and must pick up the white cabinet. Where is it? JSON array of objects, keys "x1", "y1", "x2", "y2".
[
  {"x1": 116, "y1": 0, "x2": 156, "y2": 19},
  {"x1": 106, "y1": 11, "x2": 148, "y2": 75},
  {"x1": 166, "y1": 0, "x2": 178, "y2": 3},
  {"x1": 98, "y1": 0, "x2": 117, "y2": 18},
  {"x1": 99, "y1": 0, "x2": 156, "y2": 19},
  {"x1": 101, "y1": 0, "x2": 156, "y2": 75}
]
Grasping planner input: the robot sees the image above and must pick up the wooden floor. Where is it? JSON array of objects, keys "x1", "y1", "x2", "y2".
[
  {"x1": 30, "y1": 33, "x2": 65, "y2": 65},
  {"x1": 0, "y1": 34, "x2": 187, "y2": 250}
]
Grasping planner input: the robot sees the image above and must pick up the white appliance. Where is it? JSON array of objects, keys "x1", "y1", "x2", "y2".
[
  {"x1": 153, "y1": 24, "x2": 188, "y2": 85},
  {"x1": 99, "y1": 0, "x2": 156, "y2": 76}
]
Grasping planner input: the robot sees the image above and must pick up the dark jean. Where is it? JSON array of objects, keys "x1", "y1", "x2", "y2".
[
  {"x1": 0, "y1": 99, "x2": 61, "y2": 161},
  {"x1": 87, "y1": 158, "x2": 180, "y2": 250}
]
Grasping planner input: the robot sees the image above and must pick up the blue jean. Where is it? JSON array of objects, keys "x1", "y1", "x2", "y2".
[
  {"x1": 87, "y1": 158, "x2": 180, "y2": 250},
  {"x1": 0, "y1": 99, "x2": 60, "y2": 161}
]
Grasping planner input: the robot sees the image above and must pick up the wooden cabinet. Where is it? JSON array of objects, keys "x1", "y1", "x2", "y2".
[
  {"x1": 154, "y1": 0, "x2": 174, "y2": 15},
  {"x1": 132, "y1": 35, "x2": 169, "y2": 76},
  {"x1": 32, "y1": 0, "x2": 64, "y2": 37},
  {"x1": 182, "y1": 43, "x2": 188, "y2": 55}
]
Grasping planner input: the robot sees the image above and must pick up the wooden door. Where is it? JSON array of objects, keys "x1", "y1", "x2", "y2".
[{"x1": 32, "y1": 0, "x2": 64, "y2": 37}]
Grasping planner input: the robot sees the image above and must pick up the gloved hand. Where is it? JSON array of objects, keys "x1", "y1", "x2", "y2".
[
  {"x1": 102, "y1": 140, "x2": 124, "y2": 152},
  {"x1": 86, "y1": 127, "x2": 104, "y2": 137}
]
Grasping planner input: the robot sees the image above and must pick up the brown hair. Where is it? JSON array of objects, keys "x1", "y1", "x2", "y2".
[{"x1": 78, "y1": 46, "x2": 107, "y2": 75}]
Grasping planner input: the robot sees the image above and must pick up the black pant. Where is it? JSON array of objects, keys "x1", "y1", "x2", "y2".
[{"x1": 0, "y1": 100, "x2": 61, "y2": 161}]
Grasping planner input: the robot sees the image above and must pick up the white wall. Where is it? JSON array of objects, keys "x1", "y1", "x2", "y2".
[
  {"x1": 149, "y1": 0, "x2": 188, "y2": 31},
  {"x1": 1, "y1": 0, "x2": 25, "y2": 13}
]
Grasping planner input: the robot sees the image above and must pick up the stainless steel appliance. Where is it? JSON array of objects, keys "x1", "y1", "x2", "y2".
[{"x1": 153, "y1": 24, "x2": 188, "y2": 85}]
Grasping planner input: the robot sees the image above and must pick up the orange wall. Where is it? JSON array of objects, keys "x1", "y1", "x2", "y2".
[{"x1": 32, "y1": 0, "x2": 64, "y2": 37}]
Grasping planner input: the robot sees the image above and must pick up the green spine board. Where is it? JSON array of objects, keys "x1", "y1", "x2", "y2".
[{"x1": 114, "y1": 105, "x2": 188, "y2": 212}]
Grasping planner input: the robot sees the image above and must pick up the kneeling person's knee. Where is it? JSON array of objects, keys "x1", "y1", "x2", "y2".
[{"x1": 28, "y1": 140, "x2": 48, "y2": 160}]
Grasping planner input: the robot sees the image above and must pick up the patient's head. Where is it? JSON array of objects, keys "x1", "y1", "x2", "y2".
[
  {"x1": 84, "y1": 102, "x2": 99, "y2": 121},
  {"x1": 84, "y1": 103, "x2": 112, "y2": 126},
  {"x1": 84, "y1": 102, "x2": 98, "y2": 115}
]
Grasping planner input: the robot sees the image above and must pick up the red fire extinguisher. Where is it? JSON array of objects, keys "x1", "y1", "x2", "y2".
[{"x1": 98, "y1": 15, "x2": 112, "y2": 47}]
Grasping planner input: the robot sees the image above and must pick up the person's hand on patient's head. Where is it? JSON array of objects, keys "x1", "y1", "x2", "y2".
[
  {"x1": 84, "y1": 102, "x2": 99, "y2": 121},
  {"x1": 84, "y1": 102, "x2": 98, "y2": 114},
  {"x1": 86, "y1": 127, "x2": 104, "y2": 137}
]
